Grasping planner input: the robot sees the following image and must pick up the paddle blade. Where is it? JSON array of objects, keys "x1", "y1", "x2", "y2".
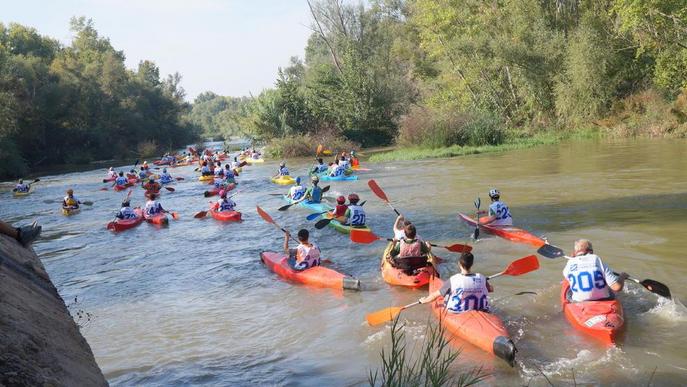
[
  {"x1": 366, "y1": 307, "x2": 403, "y2": 326},
  {"x1": 165, "y1": 187, "x2": 175, "y2": 192},
  {"x1": 256, "y1": 206, "x2": 275, "y2": 225},
  {"x1": 640, "y1": 279, "x2": 671, "y2": 299},
  {"x1": 444, "y1": 243, "x2": 473, "y2": 253},
  {"x1": 100, "y1": 187, "x2": 108, "y2": 191},
  {"x1": 537, "y1": 243, "x2": 565, "y2": 259},
  {"x1": 306, "y1": 212, "x2": 325, "y2": 221},
  {"x1": 171, "y1": 212, "x2": 180, "y2": 220},
  {"x1": 33, "y1": 178, "x2": 40, "y2": 183},
  {"x1": 194, "y1": 211, "x2": 208, "y2": 219},
  {"x1": 314, "y1": 218, "x2": 332, "y2": 229},
  {"x1": 322, "y1": 185, "x2": 330, "y2": 193},
  {"x1": 316, "y1": 144, "x2": 323, "y2": 155},
  {"x1": 278, "y1": 203, "x2": 294, "y2": 211},
  {"x1": 82, "y1": 201, "x2": 93, "y2": 206},
  {"x1": 350, "y1": 229, "x2": 381, "y2": 244},
  {"x1": 368, "y1": 179, "x2": 389, "y2": 202},
  {"x1": 176, "y1": 177, "x2": 185, "y2": 181},
  {"x1": 473, "y1": 228, "x2": 480, "y2": 240},
  {"x1": 503, "y1": 255, "x2": 539, "y2": 276}
]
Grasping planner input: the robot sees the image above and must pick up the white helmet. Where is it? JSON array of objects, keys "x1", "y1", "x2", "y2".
[{"x1": 489, "y1": 189, "x2": 500, "y2": 198}]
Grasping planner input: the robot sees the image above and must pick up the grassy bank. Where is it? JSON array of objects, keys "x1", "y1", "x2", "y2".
[{"x1": 368, "y1": 129, "x2": 600, "y2": 163}]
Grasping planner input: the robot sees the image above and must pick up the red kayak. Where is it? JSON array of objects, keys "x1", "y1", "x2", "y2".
[
  {"x1": 144, "y1": 190, "x2": 161, "y2": 200},
  {"x1": 107, "y1": 208, "x2": 144, "y2": 232},
  {"x1": 144, "y1": 212, "x2": 168, "y2": 226},
  {"x1": 458, "y1": 213, "x2": 545, "y2": 248},
  {"x1": 209, "y1": 204, "x2": 242, "y2": 222},
  {"x1": 114, "y1": 183, "x2": 133, "y2": 191},
  {"x1": 429, "y1": 275, "x2": 516, "y2": 366},
  {"x1": 204, "y1": 183, "x2": 236, "y2": 197},
  {"x1": 103, "y1": 176, "x2": 116, "y2": 182},
  {"x1": 560, "y1": 282, "x2": 624, "y2": 344},
  {"x1": 260, "y1": 251, "x2": 360, "y2": 291}
]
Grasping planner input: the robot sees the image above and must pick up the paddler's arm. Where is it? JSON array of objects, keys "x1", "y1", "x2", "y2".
[
  {"x1": 283, "y1": 231, "x2": 290, "y2": 253},
  {"x1": 419, "y1": 281, "x2": 450, "y2": 304},
  {"x1": 486, "y1": 280, "x2": 494, "y2": 293}
]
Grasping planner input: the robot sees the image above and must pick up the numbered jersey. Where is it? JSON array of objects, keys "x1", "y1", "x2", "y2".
[
  {"x1": 563, "y1": 254, "x2": 618, "y2": 302},
  {"x1": 330, "y1": 165, "x2": 346, "y2": 177},
  {"x1": 443, "y1": 273, "x2": 490, "y2": 313},
  {"x1": 347, "y1": 205, "x2": 366, "y2": 226},
  {"x1": 289, "y1": 186, "x2": 306, "y2": 200},
  {"x1": 119, "y1": 207, "x2": 137, "y2": 219},
  {"x1": 145, "y1": 200, "x2": 162, "y2": 215},
  {"x1": 115, "y1": 176, "x2": 128, "y2": 185},
  {"x1": 296, "y1": 243, "x2": 321, "y2": 268},
  {"x1": 488, "y1": 201, "x2": 512, "y2": 226}
]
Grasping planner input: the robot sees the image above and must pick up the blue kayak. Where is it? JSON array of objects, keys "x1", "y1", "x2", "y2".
[
  {"x1": 282, "y1": 196, "x2": 333, "y2": 213},
  {"x1": 320, "y1": 174, "x2": 358, "y2": 182}
]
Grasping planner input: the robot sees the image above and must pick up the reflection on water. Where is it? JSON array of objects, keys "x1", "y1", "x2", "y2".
[{"x1": 1, "y1": 138, "x2": 686, "y2": 385}]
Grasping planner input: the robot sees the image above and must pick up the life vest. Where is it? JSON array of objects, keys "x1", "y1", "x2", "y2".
[
  {"x1": 309, "y1": 186, "x2": 322, "y2": 202},
  {"x1": 64, "y1": 196, "x2": 78, "y2": 207},
  {"x1": 144, "y1": 182, "x2": 160, "y2": 192},
  {"x1": 119, "y1": 207, "x2": 137, "y2": 219},
  {"x1": 563, "y1": 254, "x2": 615, "y2": 302},
  {"x1": 333, "y1": 204, "x2": 348, "y2": 217},
  {"x1": 115, "y1": 176, "x2": 128, "y2": 186},
  {"x1": 218, "y1": 198, "x2": 236, "y2": 212},
  {"x1": 144, "y1": 200, "x2": 162, "y2": 215},
  {"x1": 290, "y1": 186, "x2": 306, "y2": 200},
  {"x1": 399, "y1": 238, "x2": 423, "y2": 258}
]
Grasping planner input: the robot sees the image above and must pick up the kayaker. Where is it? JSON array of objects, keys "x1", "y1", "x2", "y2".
[
  {"x1": 419, "y1": 252, "x2": 492, "y2": 312},
  {"x1": 126, "y1": 169, "x2": 138, "y2": 180},
  {"x1": 63, "y1": 189, "x2": 81, "y2": 209},
  {"x1": 0, "y1": 219, "x2": 41, "y2": 247},
  {"x1": 106, "y1": 167, "x2": 117, "y2": 179},
  {"x1": 160, "y1": 168, "x2": 173, "y2": 184},
  {"x1": 387, "y1": 224, "x2": 432, "y2": 274},
  {"x1": 143, "y1": 177, "x2": 161, "y2": 193},
  {"x1": 216, "y1": 192, "x2": 237, "y2": 212},
  {"x1": 284, "y1": 229, "x2": 321, "y2": 271},
  {"x1": 563, "y1": 239, "x2": 628, "y2": 302},
  {"x1": 343, "y1": 193, "x2": 366, "y2": 227},
  {"x1": 350, "y1": 151, "x2": 360, "y2": 168},
  {"x1": 214, "y1": 161, "x2": 224, "y2": 177},
  {"x1": 329, "y1": 159, "x2": 346, "y2": 177},
  {"x1": 141, "y1": 161, "x2": 150, "y2": 171},
  {"x1": 201, "y1": 161, "x2": 212, "y2": 176},
  {"x1": 224, "y1": 164, "x2": 236, "y2": 184},
  {"x1": 14, "y1": 179, "x2": 30, "y2": 193},
  {"x1": 116, "y1": 200, "x2": 138, "y2": 219},
  {"x1": 329, "y1": 196, "x2": 348, "y2": 221},
  {"x1": 138, "y1": 169, "x2": 148, "y2": 180},
  {"x1": 275, "y1": 162, "x2": 290, "y2": 177},
  {"x1": 115, "y1": 171, "x2": 128, "y2": 186},
  {"x1": 251, "y1": 149, "x2": 261, "y2": 159},
  {"x1": 393, "y1": 215, "x2": 412, "y2": 239},
  {"x1": 311, "y1": 158, "x2": 328, "y2": 175},
  {"x1": 339, "y1": 155, "x2": 350, "y2": 170},
  {"x1": 482, "y1": 189, "x2": 513, "y2": 226},
  {"x1": 144, "y1": 192, "x2": 165, "y2": 216},
  {"x1": 304, "y1": 176, "x2": 323, "y2": 203},
  {"x1": 288, "y1": 177, "x2": 306, "y2": 200}
]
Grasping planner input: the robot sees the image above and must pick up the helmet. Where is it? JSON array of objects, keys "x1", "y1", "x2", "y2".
[
  {"x1": 67, "y1": 189, "x2": 74, "y2": 194},
  {"x1": 348, "y1": 193, "x2": 360, "y2": 203},
  {"x1": 18, "y1": 179, "x2": 23, "y2": 183},
  {"x1": 122, "y1": 200, "x2": 130, "y2": 206},
  {"x1": 489, "y1": 189, "x2": 500, "y2": 199},
  {"x1": 351, "y1": 150, "x2": 356, "y2": 156},
  {"x1": 219, "y1": 189, "x2": 226, "y2": 197},
  {"x1": 336, "y1": 195, "x2": 346, "y2": 204},
  {"x1": 130, "y1": 169, "x2": 135, "y2": 173},
  {"x1": 280, "y1": 161, "x2": 285, "y2": 167},
  {"x1": 311, "y1": 175, "x2": 319, "y2": 183},
  {"x1": 143, "y1": 161, "x2": 148, "y2": 164},
  {"x1": 296, "y1": 177, "x2": 301, "y2": 185},
  {"x1": 119, "y1": 171, "x2": 124, "y2": 176},
  {"x1": 149, "y1": 177, "x2": 155, "y2": 182},
  {"x1": 162, "y1": 168, "x2": 167, "y2": 173},
  {"x1": 109, "y1": 167, "x2": 114, "y2": 171}
]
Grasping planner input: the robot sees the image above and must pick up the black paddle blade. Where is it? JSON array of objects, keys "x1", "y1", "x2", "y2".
[
  {"x1": 640, "y1": 279, "x2": 671, "y2": 299},
  {"x1": 537, "y1": 243, "x2": 565, "y2": 259},
  {"x1": 473, "y1": 228, "x2": 479, "y2": 240},
  {"x1": 278, "y1": 204, "x2": 293, "y2": 211},
  {"x1": 315, "y1": 218, "x2": 331, "y2": 229}
]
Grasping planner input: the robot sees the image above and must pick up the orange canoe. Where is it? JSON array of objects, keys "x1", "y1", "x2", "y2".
[
  {"x1": 429, "y1": 275, "x2": 516, "y2": 366},
  {"x1": 560, "y1": 282, "x2": 624, "y2": 344},
  {"x1": 458, "y1": 213, "x2": 545, "y2": 248},
  {"x1": 260, "y1": 251, "x2": 360, "y2": 291},
  {"x1": 380, "y1": 242, "x2": 436, "y2": 288}
]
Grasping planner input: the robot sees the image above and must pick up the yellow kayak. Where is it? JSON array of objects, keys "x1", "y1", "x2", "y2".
[
  {"x1": 13, "y1": 189, "x2": 32, "y2": 197},
  {"x1": 62, "y1": 207, "x2": 80, "y2": 216},
  {"x1": 271, "y1": 175, "x2": 296, "y2": 185},
  {"x1": 198, "y1": 175, "x2": 214, "y2": 182},
  {"x1": 245, "y1": 158, "x2": 264, "y2": 164}
]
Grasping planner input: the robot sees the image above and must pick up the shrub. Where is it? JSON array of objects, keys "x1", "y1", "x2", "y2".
[
  {"x1": 0, "y1": 137, "x2": 28, "y2": 179},
  {"x1": 137, "y1": 140, "x2": 159, "y2": 158},
  {"x1": 266, "y1": 132, "x2": 357, "y2": 158}
]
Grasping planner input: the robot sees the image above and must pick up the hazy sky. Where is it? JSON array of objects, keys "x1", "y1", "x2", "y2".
[{"x1": 1, "y1": 0, "x2": 313, "y2": 100}]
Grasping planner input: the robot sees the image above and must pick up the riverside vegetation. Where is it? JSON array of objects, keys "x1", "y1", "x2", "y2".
[{"x1": 188, "y1": 0, "x2": 687, "y2": 159}]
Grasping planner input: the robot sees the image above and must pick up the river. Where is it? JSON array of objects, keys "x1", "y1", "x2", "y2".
[{"x1": 1, "y1": 138, "x2": 686, "y2": 385}]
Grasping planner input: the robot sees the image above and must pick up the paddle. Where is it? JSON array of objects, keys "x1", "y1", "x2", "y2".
[
  {"x1": 164, "y1": 186, "x2": 175, "y2": 192},
  {"x1": 536, "y1": 246, "x2": 671, "y2": 299},
  {"x1": 256, "y1": 206, "x2": 298, "y2": 242},
  {"x1": 163, "y1": 210, "x2": 180, "y2": 220},
  {"x1": 310, "y1": 200, "x2": 366, "y2": 227},
  {"x1": 366, "y1": 255, "x2": 540, "y2": 326},
  {"x1": 349, "y1": 229, "x2": 472, "y2": 254},
  {"x1": 278, "y1": 186, "x2": 331, "y2": 211},
  {"x1": 176, "y1": 177, "x2": 185, "y2": 181},
  {"x1": 368, "y1": 179, "x2": 400, "y2": 215},
  {"x1": 473, "y1": 197, "x2": 481, "y2": 240}
]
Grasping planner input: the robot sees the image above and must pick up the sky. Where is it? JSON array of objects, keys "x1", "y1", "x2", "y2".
[{"x1": 1, "y1": 0, "x2": 313, "y2": 100}]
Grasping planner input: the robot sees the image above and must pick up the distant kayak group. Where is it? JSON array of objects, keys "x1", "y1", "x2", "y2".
[{"x1": 10, "y1": 144, "x2": 672, "y2": 368}]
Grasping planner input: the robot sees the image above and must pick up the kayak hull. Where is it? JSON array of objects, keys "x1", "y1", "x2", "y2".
[
  {"x1": 13, "y1": 190, "x2": 32, "y2": 197},
  {"x1": 245, "y1": 158, "x2": 264, "y2": 164},
  {"x1": 107, "y1": 208, "x2": 144, "y2": 232},
  {"x1": 198, "y1": 175, "x2": 214, "y2": 182},
  {"x1": 144, "y1": 212, "x2": 169, "y2": 226},
  {"x1": 380, "y1": 242, "x2": 436, "y2": 288},
  {"x1": 282, "y1": 196, "x2": 333, "y2": 213},
  {"x1": 458, "y1": 213, "x2": 545, "y2": 248},
  {"x1": 320, "y1": 174, "x2": 358, "y2": 182},
  {"x1": 61, "y1": 207, "x2": 80, "y2": 216},
  {"x1": 114, "y1": 183, "x2": 132, "y2": 191},
  {"x1": 260, "y1": 251, "x2": 360, "y2": 291},
  {"x1": 209, "y1": 209, "x2": 242, "y2": 222},
  {"x1": 271, "y1": 175, "x2": 296, "y2": 185},
  {"x1": 429, "y1": 275, "x2": 516, "y2": 366},
  {"x1": 560, "y1": 282, "x2": 624, "y2": 344},
  {"x1": 326, "y1": 215, "x2": 371, "y2": 235}
]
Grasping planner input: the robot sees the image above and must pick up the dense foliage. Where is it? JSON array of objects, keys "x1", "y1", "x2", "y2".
[
  {"x1": 197, "y1": 0, "x2": 686, "y2": 153},
  {"x1": 0, "y1": 17, "x2": 199, "y2": 179}
]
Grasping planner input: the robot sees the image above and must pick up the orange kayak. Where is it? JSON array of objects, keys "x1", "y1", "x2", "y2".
[
  {"x1": 560, "y1": 282, "x2": 624, "y2": 344},
  {"x1": 144, "y1": 212, "x2": 168, "y2": 226},
  {"x1": 260, "y1": 251, "x2": 360, "y2": 291},
  {"x1": 429, "y1": 275, "x2": 516, "y2": 366},
  {"x1": 458, "y1": 213, "x2": 545, "y2": 248},
  {"x1": 209, "y1": 204, "x2": 241, "y2": 222},
  {"x1": 380, "y1": 242, "x2": 436, "y2": 288}
]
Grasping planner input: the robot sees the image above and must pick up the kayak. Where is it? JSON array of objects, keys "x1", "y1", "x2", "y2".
[
  {"x1": 458, "y1": 213, "x2": 545, "y2": 248},
  {"x1": 560, "y1": 282, "x2": 624, "y2": 344},
  {"x1": 282, "y1": 196, "x2": 333, "y2": 213},
  {"x1": 61, "y1": 206, "x2": 80, "y2": 216},
  {"x1": 209, "y1": 206, "x2": 242, "y2": 222},
  {"x1": 127, "y1": 177, "x2": 139, "y2": 184},
  {"x1": 144, "y1": 212, "x2": 169, "y2": 226},
  {"x1": 429, "y1": 275, "x2": 516, "y2": 366},
  {"x1": 326, "y1": 214, "x2": 371, "y2": 235},
  {"x1": 103, "y1": 176, "x2": 116, "y2": 182},
  {"x1": 198, "y1": 175, "x2": 214, "y2": 182},
  {"x1": 245, "y1": 158, "x2": 264, "y2": 164},
  {"x1": 380, "y1": 242, "x2": 437, "y2": 288},
  {"x1": 259, "y1": 251, "x2": 360, "y2": 291},
  {"x1": 107, "y1": 208, "x2": 144, "y2": 232},
  {"x1": 114, "y1": 183, "x2": 132, "y2": 191},
  {"x1": 271, "y1": 175, "x2": 296, "y2": 185},
  {"x1": 320, "y1": 174, "x2": 358, "y2": 182},
  {"x1": 204, "y1": 183, "x2": 236, "y2": 197},
  {"x1": 13, "y1": 189, "x2": 32, "y2": 197},
  {"x1": 159, "y1": 178, "x2": 173, "y2": 185}
]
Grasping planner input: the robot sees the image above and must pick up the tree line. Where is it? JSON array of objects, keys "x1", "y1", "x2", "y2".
[
  {"x1": 190, "y1": 0, "x2": 687, "y2": 153},
  {"x1": 0, "y1": 17, "x2": 199, "y2": 179}
]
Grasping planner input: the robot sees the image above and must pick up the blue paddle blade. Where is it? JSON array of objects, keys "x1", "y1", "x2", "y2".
[{"x1": 306, "y1": 212, "x2": 325, "y2": 221}]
